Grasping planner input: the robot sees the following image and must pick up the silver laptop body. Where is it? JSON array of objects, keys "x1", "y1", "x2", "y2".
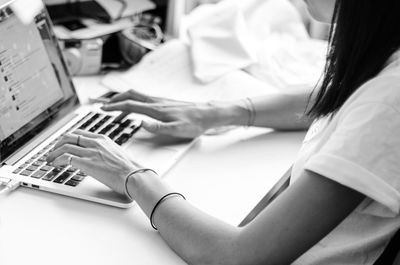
[{"x1": 0, "y1": 1, "x2": 194, "y2": 208}]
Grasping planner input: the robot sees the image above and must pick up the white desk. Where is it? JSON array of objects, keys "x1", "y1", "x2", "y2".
[{"x1": 0, "y1": 77, "x2": 305, "y2": 265}]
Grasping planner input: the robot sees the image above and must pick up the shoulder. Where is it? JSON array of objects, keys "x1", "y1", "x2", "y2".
[{"x1": 340, "y1": 70, "x2": 400, "y2": 117}]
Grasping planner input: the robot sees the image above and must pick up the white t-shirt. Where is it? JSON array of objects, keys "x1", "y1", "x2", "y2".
[{"x1": 291, "y1": 52, "x2": 400, "y2": 265}]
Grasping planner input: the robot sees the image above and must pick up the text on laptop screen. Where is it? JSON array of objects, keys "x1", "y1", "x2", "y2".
[
  {"x1": 0, "y1": 8, "x2": 67, "y2": 140},
  {"x1": 0, "y1": 5, "x2": 78, "y2": 163}
]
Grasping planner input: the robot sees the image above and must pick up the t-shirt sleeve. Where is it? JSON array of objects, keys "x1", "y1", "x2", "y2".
[{"x1": 304, "y1": 102, "x2": 400, "y2": 214}]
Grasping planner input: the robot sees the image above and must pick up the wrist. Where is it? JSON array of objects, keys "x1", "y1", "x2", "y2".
[
  {"x1": 207, "y1": 100, "x2": 249, "y2": 128},
  {"x1": 126, "y1": 169, "x2": 173, "y2": 216},
  {"x1": 126, "y1": 169, "x2": 158, "y2": 195}
]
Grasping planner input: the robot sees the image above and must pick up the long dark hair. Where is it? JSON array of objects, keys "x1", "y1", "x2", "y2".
[{"x1": 307, "y1": 0, "x2": 400, "y2": 119}]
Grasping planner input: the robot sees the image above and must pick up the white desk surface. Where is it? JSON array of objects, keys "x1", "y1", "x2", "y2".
[{"x1": 0, "y1": 76, "x2": 305, "y2": 265}]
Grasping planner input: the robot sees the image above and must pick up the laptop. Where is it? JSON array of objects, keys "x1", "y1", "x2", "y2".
[{"x1": 0, "y1": 1, "x2": 195, "y2": 208}]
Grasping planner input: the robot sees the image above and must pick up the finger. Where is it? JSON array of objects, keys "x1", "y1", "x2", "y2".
[
  {"x1": 101, "y1": 101, "x2": 167, "y2": 121},
  {"x1": 142, "y1": 120, "x2": 180, "y2": 135},
  {"x1": 52, "y1": 153, "x2": 86, "y2": 169},
  {"x1": 53, "y1": 133, "x2": 97, "y2": 150},
  {"x1": 72, "y1": 129, "x2": 106, "y2": 140},
  {"x1": 47, "y1": 144, "x2": 94, "y2": 164},
  {"x1": 112, "y1": 112, "x2": 129, "y2": 123},
  {"x1": 109, "y1": 89, "x2": 155, "y2": 103},
  {"x1": 142, "y1": 121, "x2": 201, "y2": 139}
]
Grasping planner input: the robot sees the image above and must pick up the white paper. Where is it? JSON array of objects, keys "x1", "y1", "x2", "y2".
[
  {"x1": 53, "y1": 18, "x2": 133, "y2": 39},
  {"x1": 101, "y1": 40, "x2": 278, "y2": 103},
  {"x1": 96, "y1": 0, "x2": 155, "y2": 21}
]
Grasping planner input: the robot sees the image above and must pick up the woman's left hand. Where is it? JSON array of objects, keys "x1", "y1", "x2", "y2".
[{"x1": 46, "y1": 130, "x2": 138, "y2": 196}]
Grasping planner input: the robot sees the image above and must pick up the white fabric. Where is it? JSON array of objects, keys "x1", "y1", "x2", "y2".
[
  {"x1": 187, "y1": 0, "x2": 257, "y2": 83},
  {"x1": 184, "y1": 0, "x2": 319, "y2": 85},
  {"x1": 291, "y1": 52, "x2": 400, "y2": 264}
]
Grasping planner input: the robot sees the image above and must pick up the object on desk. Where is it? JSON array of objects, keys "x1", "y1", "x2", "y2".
[
  {"x1": 45, "y1": 0, "x2": 155, "y2": 23},
  {"x1": 55, "y1": 13, "x2": 164, "y2": 75},
  {"x1": 186, "y1": 0, "x2": 257, "y2": 84},
  {"x1": 101, "y1": 39, "x2": 278, "y2": 103},
  {"x1": 53, "y1": 18, "x2": 134, "y2": 40},
  {"x1": 60, "y1": 38, "x2": 104, "y2": 76},
  {"x1": 180, "y1": 0, "x2": 325, "y2": 91},
  {"x1": 164, "y1": 0, "x2": 186, "y2": 39},
  {"x1": 118, "y1": 14, "x2": 164, "y2": 65},
  {"x1": 95, "y1": 0, "x2": 155, "y2": 22}
]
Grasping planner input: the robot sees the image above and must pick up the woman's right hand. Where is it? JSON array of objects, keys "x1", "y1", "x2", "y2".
[{"x1": 101, "y1": 89, "x2": 234, "y2": 139}]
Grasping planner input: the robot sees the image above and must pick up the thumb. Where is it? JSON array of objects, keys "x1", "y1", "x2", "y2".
[
  {"x1": 142, "y1": 120, "x2": 178, "y2": 136},
  {"x1": 142, "y1": 121, "x2": 198, "y2": 139}
]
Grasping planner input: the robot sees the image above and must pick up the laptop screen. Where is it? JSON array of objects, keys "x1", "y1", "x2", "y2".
[{"x1": 0, "y1": 4, "x2": 79, "y2": 162}]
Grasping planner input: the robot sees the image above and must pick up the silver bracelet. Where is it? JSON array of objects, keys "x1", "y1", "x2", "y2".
[
  {"x1": 150, "y1": 192, "x2": 186, "y2": 230},
  {"x1": 124, "y1": 168, "x2": 158, "y2": 200},
  {"x1": 244, "y1": 97, "x2": 256, "y2": 127}
]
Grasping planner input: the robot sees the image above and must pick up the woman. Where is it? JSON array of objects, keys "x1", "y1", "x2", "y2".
[{"x1": 47, "y1": 0, "x2": 400, "y2": 264}]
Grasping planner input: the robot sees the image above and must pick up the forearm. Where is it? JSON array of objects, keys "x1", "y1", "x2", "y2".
[
  {"x1": 211, "y1": 92, "x2": 313, "y2": 131},
  {"x1": 126, "y1": 167, "x2": 364, "y2": 265},
  {"x1": 127, "y1": 171, "x2": 240, "y2": 265}
]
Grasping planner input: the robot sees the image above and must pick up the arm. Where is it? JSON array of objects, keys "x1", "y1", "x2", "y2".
[
  {"x1": 129, "y1": 168, "x2": 363, "y2": 265},
  {"x1": 101, "y1": 89, "x2": 312, "y2": 139},
  {"x1": 213, "y1": 92, "x2": 313, "y2": 130},
  {"x1": 47, "y1": 131, "x2": 363, "y2": 265}
]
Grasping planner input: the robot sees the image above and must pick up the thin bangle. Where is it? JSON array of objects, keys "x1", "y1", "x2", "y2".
[
  {"x1": 243, "y1": 97, "x2": 256, "y2": 127},
  {"x1": 247, "y1": 97, "x2": 256, "y2": 127},
  {"x1": 150, "y1": 192, "x2": 186, "y2": 230},
  {"x1": 124, "y1": 168, "x2": 158, "y2": 200}
]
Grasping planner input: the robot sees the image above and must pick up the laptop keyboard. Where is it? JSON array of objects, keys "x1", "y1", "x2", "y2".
[{"x1": 12, "y1": 112, "x2": 141, "y2": 188}]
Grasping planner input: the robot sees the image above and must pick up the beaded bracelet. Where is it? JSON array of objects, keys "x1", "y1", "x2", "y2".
[
  {"x1": 150, "y1": 192, "x2": 186, "y2": 230},
  {"x1": 124, "y1": 168, "x2": 158, "y2": 200}
]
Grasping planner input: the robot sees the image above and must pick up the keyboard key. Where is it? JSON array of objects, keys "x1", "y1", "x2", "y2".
[
  {"x1": 26, "y1": 165, "x2": 38, "y2": 171},
  {"x1": 109, "y1": 127, "x2": 123, "y2": 140},
  {"x1": 44, "y1": 144, "x2": 53, "y2": 150},
  {"x1": 120, "y1": 119, "x2": 131, "y2": 128},
  {"x1": 112, "y1": 115, "x2": 124, "y2": 123},
  {"x1": 98, "y1": 124, "x2": 115, "y2": 135},
  {"x1": 42, "y1": 170, "x2": 59, "y2": 181},
  {"x1": 40, "y1": 165, "x2": 54, "y2": 172},
  {"x1": 89, "y1": 125, "x2": 100, "y2": 132},
  {"x1": 33, "y1": 161, "x2": 44, "y2": 166},
  {"x1": 116, "y1": 133, "x2": 131, "y2": 145},
  {"x1": 13, "y1": 167, "x2": 24, "y2": 174},
  {"x1": 37, "y1": 149, "x2": 45, "y2": 155},
  {"x1": 95, "y1": 116, "x2": 110, "y2": 126},
  {"x1": 32, "y1": 170, "x2": 46, "y2": 179},
  {"x1": 65, "y1": 180, "x2": 79, "y2": 187},
  {"x1": 67, "y1": 167, "x2": 78, "y2": 173},
  {"x1": 53, "y1": 172, "x2": 70, "y2": 184},
  {"x1": 71, "y1": 175, "x2": 85, "y2": 181},
  {"x1": 79, "y1": 121, "x2": 92, "y2": 130},
  {"x1": 75, "y1": 112, "x2": 92, "y2": 129},
  {"x1": 20, "y1": 170, "x2": 32, "y2": 176},
  {"x1": 130, "y1": 124, "x2": 141, "y2": 135},
  {"x1": 76, "y1": 171, "x2": 87, "y2": 177}
]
